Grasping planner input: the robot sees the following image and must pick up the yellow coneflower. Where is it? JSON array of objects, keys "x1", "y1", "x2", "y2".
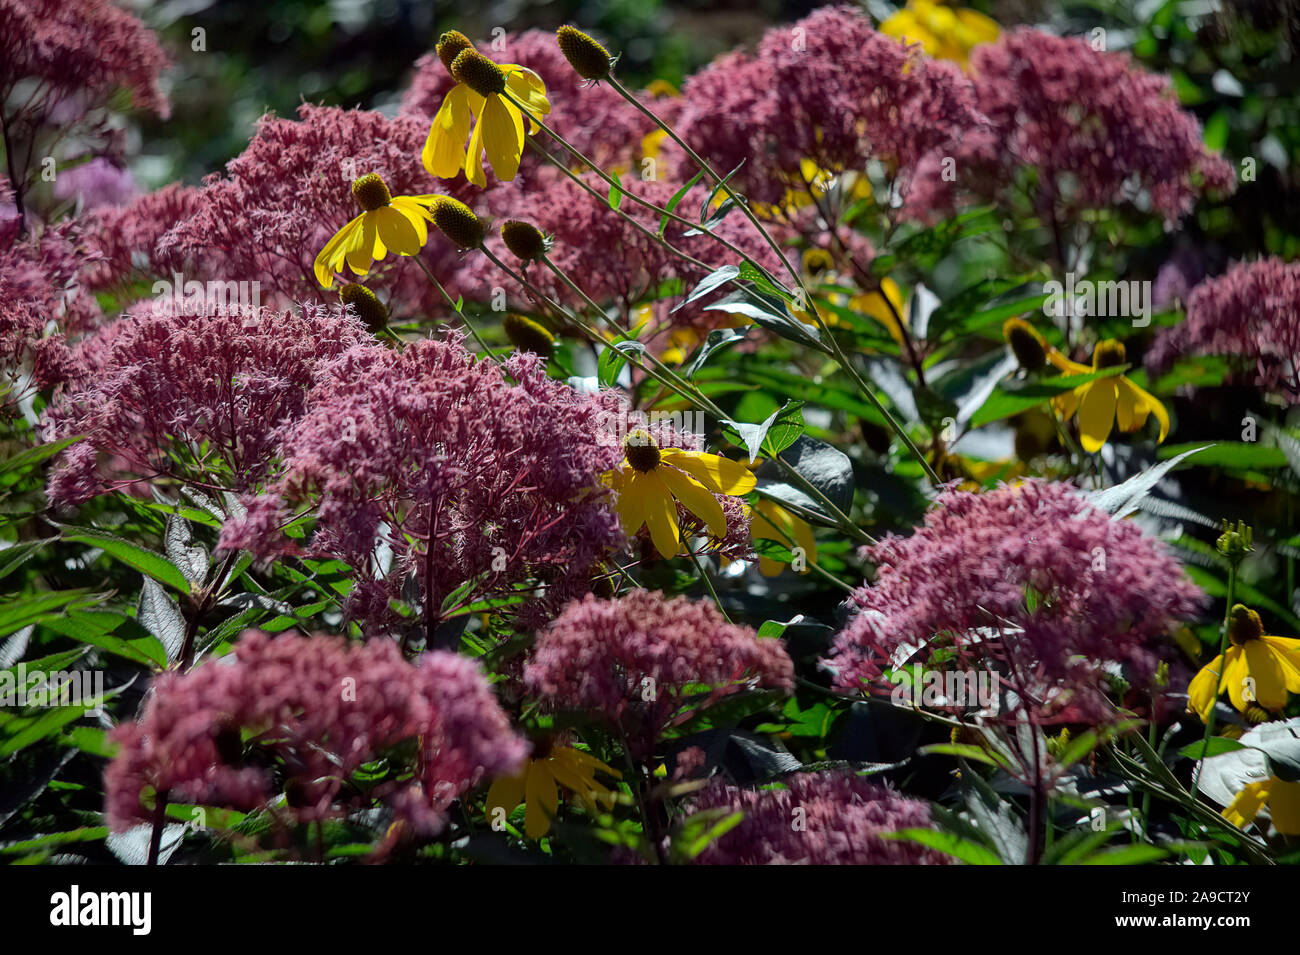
[
  {"x1": 1188, "y1": 605, "x2": 1300, "y2": 721},
  {"x1": 313, "y1": 174, "x2": 441, "y2": 289},
  {"x1": 1048, "y1": 340, "x2": 1169, "y2": 452},
  {"x1": 485, "y1": 739, "x2": 621, "y2": 838},
  {"x1": 608, "y1": 429, "x2": 755, "y2": 558},
  {"x1": 749, "y1": 498, "x2": 818, "y2": 577},
  {"x1": 880, "y1": 0, "x2": 1000, "y2": 69},
  {"x1": 421, "y1": 37, "x2": 550, "y2": 187}
]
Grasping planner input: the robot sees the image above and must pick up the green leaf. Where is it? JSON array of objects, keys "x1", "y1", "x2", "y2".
[
  {"x1": 659, "y1": 169, "x2": 704, "y2": 236},
  {"x1": 1177, "y1": 737, "x2": 1246, "y2": 761},
  {"x1": 0, "y1": 434, "x2": 83, "y2": 485},
  {"x1": 1157, "y1": 441, "x2": 1287, "y2": 471},
  {"x1": 681, "y1": 326, "x2": 750, "y2": 380},
  {"x1": 918, "y1": 742, "x2": 1010, "y2": 770},
  {"x1": 944, "y1": 293, "x2": 1053, "y2": 339},
  {"x1": 1204, "y1": 108, "x2": 1229, "y2": 151},
  {"x1": 0, "y1": 538, "x2": 50, "y2": 582},
  {"x1": 0, "y1": 590, "x2": 99, "y2": 639},
  {"x1": 676, "y1": 264, "x2": 739, "y2": 312},
  {"x1": 721, "y1": 401, "x2": 805, "y2": 461},
  {"x1": 607, "y1": 175, "x2": 624, "y2": 210},
  {"x1": 884, "y1": 828, "x2": 1004, "y2": 865},
  {"x1": 674, "y1": 809, "x2": 744, "y2": 861},
  {"x1": 705, "y1": 288, "x2": 823, "y2": 350},
  {"x1": 597, "y1": 344, "x2": 628, "y2": 388},
  {"x1": 61, "y1": 527, "x2": 192, "y2": 594},
  {"x1": 698, "y1": 160, "x2": 745, "y2": 222},
  {"x1": 1088, "y1": 445, "x2": 1211, "y2": 518},
  {"x1": 1078, "y1": 845, "x2": 1169, "y2": 865}
]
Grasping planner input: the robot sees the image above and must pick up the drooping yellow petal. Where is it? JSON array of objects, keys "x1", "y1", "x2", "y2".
[
  {"x1": 485, "y1": 767, "x2": 528, "y2": 824},
  {"x1": 1122, "y1": 378, "x2": 1170, "y2": 444},
  {"x1": 1243, "y1": 638, "x2": 1287, "y2": 711},
  {"x1": 480, "y1": 93, "x2": 525, "y2": 183},
  {"x1": 1187, "y1": 653, "x2": 1225, "y2": 721},
  {"x1": 524, "y1": 760, "x2": 558, "y2": 838},
  {"x1": 1114, "y1": 378, "x2": 1142, "y2": 432},
  {"x1": 1262, "y1": 636, "x2": 1300, "y2": 693},
  {"x1": 503, "y1": 66, "x2": 550, "y2": 132},
  {"x1": 1077, "y1": 379, "x2": 1117, "y2": 452},
  {"x1": 421, "y1": 84, "x2": 476, "y2": 179},
  {"x1": 313, "y1": 214, "x2": 365, "y2": 288},
  {"x1": 1222, "y1": 779, "x2": 1271, "y2": 830},
  {"x1": 390, "y1": 198, "x2": 433, "y2": 246},
  {"x1": 1053, "y1": 383, "x2": 1085, "y2": 422},
  {"x1": 614, "y1": 468, "x2": 648, "y2": 535},
  {"x1": 659, "y1": 466, "x2": 727, "y2": 537},
  {"x1": 1222, "y1": 646, "x2": 1251, "y2": 712},
  {"x1": 658, "y1": 449, "x2": 757, "y2": 495},
  {"x1": 343, "y1": 213, "x2": 383, "y2": 277},
  {"x1": 373, "y1": 205, "x2": 421, "y2": 256},
  {"x1": 641, "y1": 471, "x2": 682, "y2": 558},
  {"x1": 558, "y1": 747, "x2": 621, "y2": 779},
  {"x1": 464, "y1": 97, "x2": 490, "y2": 189},
  {"x1": 852, "y1": 278, "x2": 907, "y2": 346},
  {"x1": 1268, "y1": 779, "x2": 1300, "y2": 835},
  {"x1": 1047, "y1": 349, "x2": 1091, "y2": 376}
]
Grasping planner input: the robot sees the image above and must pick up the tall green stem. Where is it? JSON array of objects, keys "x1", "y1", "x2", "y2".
[{"x1": 1190, "y1": 564, "x2": 1236, "y2": 804}]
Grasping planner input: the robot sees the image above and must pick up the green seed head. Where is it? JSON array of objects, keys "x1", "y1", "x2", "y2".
[
  {"x1": 556, "y1": 25, "x2": 613, "y2": 80},
  {"x1": 500, "y1": 219, "x2": 550, "y2": 261},
  {"x1": 451, "y1": 48, "x2": 507, "y2": 97},
  {"x1": 339, "y1": 283, "x2": 388, "y2": 333},
  {"x1": 431, "y1": 196, "x2": 485, "y2": 250},
  {"x1": 1002, "y1": 318, "x2": 1047, "y2": 373},
  {"x1": 502, "y1": 313, "x2": 555, "y2": 358},
  {"x1": 437, "y1": 30, "x2": 475, "y2": 74}
]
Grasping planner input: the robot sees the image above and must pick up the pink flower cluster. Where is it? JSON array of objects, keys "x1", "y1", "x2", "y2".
[
  {"x1": 78, "y1": 183, "x2": 205, "y2": 292},
  {"x1": 52, "y1": 157, "x2": 137, "y2": 210},
  {"x1": 906, "y1": 29, "x2": 1235, "y2": 225},
  {"x1": 0, "y1": 0, "x2": 170, "y2": 119},
  {"x1": 0, "y1": 210, "x2": 103, "y2": 397},
  {"x1": 44, "y1": 301, "x2": 369, "y2": 506},
  {"x1": 1147, "y1": 257, "x2": 1300, "y2": 402},
  {"x1": 221, "y1": 338, "x2": 624, "y2": 631},
  {"x1": 680, "y1": 772, "x2": 951, "y2": 865},
  {"x1": 670, "y1": 6, "x2": 986, "y2": 208},
  {"x1": 104, "y1": 629, "x2": 526, "y2": 835},
  {"x1": 826, "y1": 480, "x2": 1205, "y2": 721},
  {"x1": 524, "y1": 591, "x2": 794, "y2": 756}
]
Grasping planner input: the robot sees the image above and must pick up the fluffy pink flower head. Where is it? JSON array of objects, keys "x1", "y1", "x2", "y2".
[
  {"x1": 221, "y1": 338, "x2": 624, "y2": 633},
  {"x1": 52, "y1": 157, "x2": 137, "y2": 210},
  {"x1": 0, "y1": 0, "x2": 170, "y2": 119},
  {"x1": 826, "y1": 480, "x2": 1205, "y2": 722},
  {"x1": 104, "y1": 629, "x2": 526, "y2": 837},
  {"x1": 0, "y1": 213, "x2": 105, "y2": 398},
  {"x1": 1147, "y1": 257, "x2": 1300, "y2": 402},
  {"x1": 906, "y1": 29, "x2": 1235, "y2": 224},
  {"x1": 78, "y1": 183, "x2": 205, "y2": 292},
  {"x1": 670, "y1": 6, "x2": 985, "y2": 208},
  {"x1": 524, "y1": 591, "x2": 794, "y2": 757},
  {"x1": 44, "y1": 301, "x2": 369, "y2": 506},
  {"x1": 679, "y1": 772, "x2": 950, "y2": 865}
]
